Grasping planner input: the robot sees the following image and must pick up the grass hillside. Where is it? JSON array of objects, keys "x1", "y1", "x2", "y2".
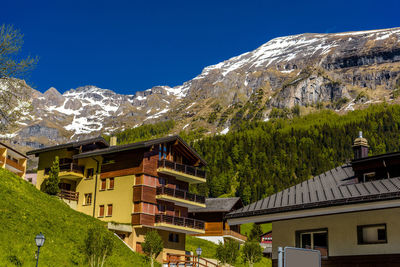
[
  {"x1": 240, "y1": 223, "x2": 272, "y2": 237},
  {"x1": 0, "y1": 169, "x2": 148, "y2": 267}
]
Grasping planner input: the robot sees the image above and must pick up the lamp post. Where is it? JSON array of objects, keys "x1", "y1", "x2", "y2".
[
  {"x1": 35, "y1": 233, "x2": 45, "y2": 267},
  {"x1": 196, "y1": 247, "x2": 202, "y2": 267}
]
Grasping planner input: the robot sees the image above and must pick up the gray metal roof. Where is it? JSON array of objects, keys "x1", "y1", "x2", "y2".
[
  {"x1": 189, "y1": 197, "x2": 242, "y2": 213},
  {"x1": 226, "y1": 164, "x2": 400, "y2": 219}
]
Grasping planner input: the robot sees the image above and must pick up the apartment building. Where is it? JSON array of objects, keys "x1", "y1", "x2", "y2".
[
  {"x1": 0, "y1": 141, "x2": 27, "y2": 178},
  {"x1": 27, "y1": 135, "x2": 207, "y2": 262}
]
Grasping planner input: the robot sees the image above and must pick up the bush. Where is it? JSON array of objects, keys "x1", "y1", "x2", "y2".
[
  {"x1": 215, "y1": 239, "x2": 239, "y2": 265},
  {"x1": 84, "y1": 226, "x2": 115, "y2": 267},
  {"x1": 142, "y1": 230, "x2": 163, "y2": 267},
  {"x1": 242, "y1": 241, "x2": 263, "y2": 267}
]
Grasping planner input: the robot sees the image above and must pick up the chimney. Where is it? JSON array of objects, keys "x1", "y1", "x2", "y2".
[
  {"x1": 110, "y1": 136, "x2": 117, "y2": 146},
  {"x1": 352, "y1": 131, "x2": 369, "y2": 160}
]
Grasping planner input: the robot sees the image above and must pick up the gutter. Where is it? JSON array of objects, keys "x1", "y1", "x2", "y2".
[
  {"x1": 225, "y1": 191, "x2": 400, "y2": 220},
  {"x1": 92, "y1": 157, "x2": 100, "y2": 217}
]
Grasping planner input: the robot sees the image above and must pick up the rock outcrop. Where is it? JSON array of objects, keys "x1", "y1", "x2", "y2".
[{"x1": 2, "y1": 27, "x2": 400, "y2": 149}]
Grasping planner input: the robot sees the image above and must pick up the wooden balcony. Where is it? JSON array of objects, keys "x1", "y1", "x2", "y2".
[
  {"x1": 156, "y1": 186, "x2": 206, "y2": 208},
  {"x1": 58, "y1": 189, "x2": 79, "y2": 202},
  {"x1": 154, "y1": 214, "x2": 205, "y2": 234},
  {"x1": 165, "y1": 254, "x2": 219, "y2": 267},
  {"x1": 5, "y1": 158, "x2": 25, "y2": 173},
  {"x1": 45, "y1": 163, "x2": 84, "y2": 179},
  {"x1": 157, "y1": 159, "x2": 206, "y2": 184},
  {"x1": 222, "y1": 230, "x2": 248, "y2": 242}
]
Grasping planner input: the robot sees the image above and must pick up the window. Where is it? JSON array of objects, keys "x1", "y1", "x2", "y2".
[
  {"x1": 107, "y1": 204, "x2": 113, "y2": 217},
  {"x1": 158, "y1": 177, "x2": 166, "y2": 186},
  {"x1": 168, "y1": 233, "x2": 179, "y2": 243},
  {"x1": 84, "y1": 193, "x2": 92, "y2": 205},
  {"x1": 357, "y1": 224, "x2": 387, "y2": 244},
  {"x1": 297, "y1": 229, "x2": 328, "y2": 258},
  {"x1": 363, "y1": 172, "x2": 377, "y2": 182},
  {"x1": 158, "y1": 204, "x2": 166, "y2": 213},
  {"x1": 85, "y1": 168, "x2": 94, "y2": 179},
  {"x1": 109, "y1": 178, "x2": 114, "y2": 189},
  {"x1": 99, "y1": 205, "x2": 105, "y2": 217},
  {"x1": 100, "y1": 179, "x2": 106, "y2": 190}
]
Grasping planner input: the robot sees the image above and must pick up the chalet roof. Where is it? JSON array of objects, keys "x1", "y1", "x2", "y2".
[
  {"x1": 0, "y1": 142, "x2": 28, "y2": 159},
  {"x1": 189, "y1": 197, "x2": 242, "y2": 213},
  {"x1": 26, "y1": 137, "x2": 109, "y2": 156},
  {"x1": 260, "y1": 231, "x2": 272, "y2": 237},
  {"x1": 73, "y1": 135, "x2": 207, "y2": 166},
  {"x1": 226, "y1": 163, "x2": 400, "y2": 221}
]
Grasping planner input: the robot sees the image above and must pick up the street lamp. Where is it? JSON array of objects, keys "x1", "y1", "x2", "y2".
[
  {"x1": 35, "y1": 233, "x2": 45, "y2": 267},
  {"x1": 196, "y1": 247, "x2": 202, "y2": 267}
]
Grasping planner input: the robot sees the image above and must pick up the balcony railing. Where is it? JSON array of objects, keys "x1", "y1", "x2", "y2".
[
  {"x1": 5, "y1": 158, "x2": 25, "y2": 172},
  {"x1": 155, "y1": 214, "x2": 205, "y2": 230},
  {"x1": 222, "y1": 230, "x2": 248, "y2": 241},
  {"x1": 156, "y1": 186, "x2": 205, "y2": 204},
  {"x1": 58, "y1": 189, "x2": 79, "y2": 202},
  {"x1": 45, "y1": 163, "x2": 84, "y2": 175},
  {"x1": 158, "y1": 159, "x2": 206, "y2": 179}
]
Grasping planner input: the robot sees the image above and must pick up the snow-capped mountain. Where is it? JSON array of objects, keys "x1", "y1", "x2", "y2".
[{"x1": 3, "y1": 27, "x2": 400, "y2": 149}]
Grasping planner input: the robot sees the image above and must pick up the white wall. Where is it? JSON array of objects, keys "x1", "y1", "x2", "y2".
[{"x1": 272, "y1": 207, "x2": 400, "y2": 259}]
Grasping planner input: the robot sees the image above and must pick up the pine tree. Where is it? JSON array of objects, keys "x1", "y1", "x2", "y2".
[
  {"x1": 41, "y1": 156, "x2": 60, "y2": 195},
  {"x1": 249, "y1": 223, "x2": 263, "y2": 241}
]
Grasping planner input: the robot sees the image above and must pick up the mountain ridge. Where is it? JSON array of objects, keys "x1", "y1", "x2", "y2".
[{"x1": 2, "y1": 26, "x2": 400, "y2": 150}]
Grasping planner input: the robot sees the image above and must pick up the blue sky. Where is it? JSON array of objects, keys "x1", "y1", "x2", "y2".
[{"x1": 3, "y1": 0, "x2": 400, "y2": 94}]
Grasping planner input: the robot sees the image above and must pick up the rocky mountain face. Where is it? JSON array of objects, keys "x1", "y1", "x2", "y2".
[{"x1": 2, "y1": 27, "x2": 400, "y2": 150}]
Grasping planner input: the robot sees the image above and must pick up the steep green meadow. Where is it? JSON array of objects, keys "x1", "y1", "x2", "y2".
[{"x1": 0, "y1": 169, "x2": 148, "y2": 267}]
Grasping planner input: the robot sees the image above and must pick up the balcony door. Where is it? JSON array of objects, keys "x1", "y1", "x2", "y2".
[{"x1": 59, "y1": 182, "x2": 71, "y2": 191}]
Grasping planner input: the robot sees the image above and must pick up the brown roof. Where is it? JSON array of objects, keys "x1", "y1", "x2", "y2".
[
  {"x1": 226, "y1": 163, "x2": 400, "y2": 220},
  {"x1": 73, "y1": 135, "x2": 207, "y2": 166},
  {"x1": 26, "y1": 136, "x2": 109, "y2": 156},
  {"x1": 189, "y1": 197, "x2": 242, "y2": 213},
  {"x1": 0, "y1": 142, "x2": 28, "y2": 158}
]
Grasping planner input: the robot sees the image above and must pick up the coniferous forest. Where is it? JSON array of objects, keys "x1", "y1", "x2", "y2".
[{"x1": 113, "y1": 104, "x2": 400, "y2": 205}]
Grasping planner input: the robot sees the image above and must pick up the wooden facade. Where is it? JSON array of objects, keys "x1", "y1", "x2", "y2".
[{"x1": 189, "y1": 198, "x2": 247, "y2": 242}]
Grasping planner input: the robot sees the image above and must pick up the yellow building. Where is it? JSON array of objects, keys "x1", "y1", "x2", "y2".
[
  {"x1": 0, "y1": 141, "x2": 27, "y2": 178},
  {"x1": 27, "y1": 136, "x2": 207, "y2": 263}
]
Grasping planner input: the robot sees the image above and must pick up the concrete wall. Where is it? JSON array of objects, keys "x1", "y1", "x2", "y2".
[{"x1": 272, "y1": 207, "x2": 400, "y2": 259}]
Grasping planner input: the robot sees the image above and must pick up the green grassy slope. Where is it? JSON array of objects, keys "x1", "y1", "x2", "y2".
[
  {"x1": 185, "y1": 235, "x2": 218, "y2": 259},
  {"x1": 240, "y1": 223, "x2": 272, "y2": 237},
  {"x1": 0, "y1": 169, "x2": 148, "y2": 267}
]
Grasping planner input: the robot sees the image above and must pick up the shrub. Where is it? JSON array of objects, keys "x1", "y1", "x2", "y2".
[
  {"x1": 142, "y1": 230, "x2": 163, "y2": 267},
  {"x1": 83, "y1": 226, "x2": 115, "y2": 267},
  {"x1": 241, "y1": 241, "x2": 263, "y2": 267},
  {"x1": 215, "y1": 239, "x2": 239, "y2": 266}
]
